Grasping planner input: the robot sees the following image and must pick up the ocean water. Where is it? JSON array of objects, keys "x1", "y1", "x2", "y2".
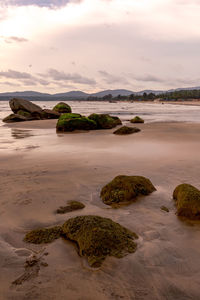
[{"x1": 0, "y1": 100, "x2": 200, "y2": 152}]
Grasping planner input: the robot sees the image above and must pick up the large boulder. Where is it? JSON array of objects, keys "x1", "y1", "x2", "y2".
[
  {"x1": 62, "y1": 216, "x2": 138, "y2": 267},
  {"x1": 113, "y1": 126, "x2": 141, "y2": 135},
  {"x1": 101, "y1": 175, "x2": 156, "y2": 206},
  {"x1": 9, "y1": 98, "x2": 42, "y2": 114},
  {"x1": 53, "y1": 102, "x2": 72, "y2": 113},
  {"x1": 173, "y1": 184, "x2": 200, "y2": 219},
  {"x1": 3, "y1": 99, "x2": 61, "y2": 122},
  {"x1": 56, "y1": 116, "x2": 97, "y2": 132},
  {"x1": 88, "y1": 113, "x2": 121, "y2": 129}
]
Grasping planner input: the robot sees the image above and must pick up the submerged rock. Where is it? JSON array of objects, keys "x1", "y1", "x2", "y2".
[
  {"x1": 173, "y1": 183, "x2": 200, "y2": 219},
  {"x1": 56, "y1": 116, "x2": 97, "y2": 132},
  {"x1": 160, "y1": 206, "x2": 169, "y2": 213},
  {"x1": 53, "y1": 102, "x2": 72, "y2": 113},
  {"x1": 130, "y1": 116, "x2": 144, "y2": 123},
  {"x1": 113, "y1": 126, "x2": 141, "y2": 135},
  {"x1": 24, "y1": 215, "x2": 138, "y2": 267},
  {"x1": 24, "y1": 226, "x2": 62, "y2": 244},
  {"x1": 62, "y1": 215, "x2": 138, "y2": 267},
  {"x1": 101, "y1": 175, "x2": 156, "y2": 206},
  {"x1": 56, "y1": 201, "x2": 85, "y2": 214},
  {"x1": 88, "y1": 113, "x2": 121, "y2": 129}
]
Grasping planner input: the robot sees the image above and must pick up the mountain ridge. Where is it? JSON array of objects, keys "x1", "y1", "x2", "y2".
[{"x1": 1, "y1": 86, "x2": 200, "y2": 99}]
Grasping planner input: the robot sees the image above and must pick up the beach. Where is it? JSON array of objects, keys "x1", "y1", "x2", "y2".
[{"x1": 1, "y1": 119, "x2": 200, "y2": 300}]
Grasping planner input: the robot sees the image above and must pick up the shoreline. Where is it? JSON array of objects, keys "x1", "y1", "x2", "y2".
[{"x1": 1, "y1": 121, "x2": 200, "y2": 299}]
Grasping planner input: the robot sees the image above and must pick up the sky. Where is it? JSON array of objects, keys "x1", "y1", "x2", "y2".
[{"x1": 0, "y1": 0, "x2": 200, "y2": 93}]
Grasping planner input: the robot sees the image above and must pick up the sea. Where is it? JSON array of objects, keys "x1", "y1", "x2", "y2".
[{"x1": 0, "y1": 100, "x2": 200, "y2": 152}]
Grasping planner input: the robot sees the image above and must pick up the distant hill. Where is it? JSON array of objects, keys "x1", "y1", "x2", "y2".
[
  {"x1": 1, "y1": 86, "x2": 200, "y2": 100},
  {"x1": 91, "y1": 89, "x2": 134, "y2": 97}
]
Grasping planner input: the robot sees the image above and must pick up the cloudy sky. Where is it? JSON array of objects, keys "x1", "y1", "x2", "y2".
[{"x1": 0, "y1": 0, "x2": 200, "y2": 93}]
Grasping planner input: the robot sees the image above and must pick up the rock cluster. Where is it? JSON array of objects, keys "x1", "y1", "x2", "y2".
[
  {"x1": 24, "y1": 215, "x2": 138, "y2": 268},
  {"x1": 3, "y1": 98, "x2": 63, "y2": 123}
]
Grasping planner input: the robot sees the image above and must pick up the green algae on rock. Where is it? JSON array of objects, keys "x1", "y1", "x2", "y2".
[
  {"x1": 24, "y1": 226, "x2": 62, "y2": 244},
  {"x1": 130, "y1": 116, "x2": 144, "y2": 123},
  {"x1": 88, "y1": 113, "x2": 121, "y2": 129},
  {"x1": 173, "y1": 183, "x2": 200, "y2": 219},
  {"x1": 113, "y1": 126, "x2": 141, "y2": 135},
  {"x1": 56, "y1": 201, "x2": 85, "y2": 214},
  {"x1": 53, "y1": 102, "x2": 72, "y2": 113},
  {"x1": 62, "y1": 215, "x2": 138, "y2": 267},
  {"x1": 101, "y1": 175, "x2": 156, "y2": 206},
  {"x1": 56, "y1": 116, "x2": 97, "y2": 132}
]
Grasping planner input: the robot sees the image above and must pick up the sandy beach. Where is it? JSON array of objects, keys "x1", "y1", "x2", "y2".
[{"x1": 1, "y1": 120, "x2": 200, "y2": 300}]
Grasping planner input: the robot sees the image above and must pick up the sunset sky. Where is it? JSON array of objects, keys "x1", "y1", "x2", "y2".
[{"x1": 0, "y1": 0, "x2": 200, "y2": 93}]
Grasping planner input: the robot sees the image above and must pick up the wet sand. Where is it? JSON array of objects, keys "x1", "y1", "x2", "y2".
[{"x1": 1, "y1": 121, "x2": 200, "y2": 300}]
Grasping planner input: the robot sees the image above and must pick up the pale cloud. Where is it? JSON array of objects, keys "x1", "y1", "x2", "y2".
[{"x1": 0, "y1": 0, "x2": 200, "y2": 92}]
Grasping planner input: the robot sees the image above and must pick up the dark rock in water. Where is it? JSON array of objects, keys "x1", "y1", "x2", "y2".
[
  {"x1": 161, "y1": 206, "x2": 169, "y2": 213},
  {"x1": 130, "y1": 116, "x2": 144, "y2": 123},
  {"x1": 173, "y1": 184, "x2": 200, "y2": 219},
  {"x1": 3, "y1": 113, "x2": 29, "y2": 123},
  {"x1": 53, "y1": 102, "x2": 72, "y2": 113},
  {"x1": 24, "y1": 226, "x2": 62, "y2": 244},
  {"x1": 42, "y1": 109, "x2": 60, "y2": 119},
  {"x1": 101, "y1": 175, "x2": 156, "y2": 206},
  {"x1": 113, "y1": 126, "x2": 140, "y2": 135},
  {"x1": 88, "y1": 113, "x2": 121, "y2": 129},
  {"x1": 62, "y1": 215, "x2": 138, "y2": 267},
  {"x1": 56, "y1": 201, "x2": 85, "y2": 214},
  {"x1": 56, "y1": 116, "x2": 97, "y2": 132},
  {"x1": 9, "y1": 98, "x2": 42, "y2": 114}
]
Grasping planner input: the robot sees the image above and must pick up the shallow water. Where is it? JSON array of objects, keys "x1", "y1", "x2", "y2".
[{"x1": 1, "y1": 101, "x2": 200, "y2": 299}]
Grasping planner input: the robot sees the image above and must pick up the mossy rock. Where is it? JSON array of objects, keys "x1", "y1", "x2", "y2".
[
  {"x1": 173, "y1": 184, "x2": 200, "y2": 219},
  {"x1": 130, "y1": 116, "x2": 144, "y2": 123},
  {"x1": 53, "y1": 102, "x2": 72, "y2": 113},
  {"x1": 88, "y1": 113, "x2": 121, "y2": 129},
  {"x1": 17, "y1": 110, "x2": 33, "y2": 119},
  {"x1": 62, "y1": 215, "x2": 138, "y2": 267},
  {"x1": 113, "y1": 126, "x2": 141, "y2": 135},
  {"x1": 101, "y1": 175, "x2": 156, "y2": 206},
  {"x1": 56, "y1": 117, "x2": 97, "y2": 132},
  {"x1": 56, "y1": 201, "x2": 85, "y2": 214},
  {"x1": 58, "y1": 113, "x2": 82, "y2": 120},
  {"x1": 24, "y1": 226, "x2": 62, "y2": 244}
]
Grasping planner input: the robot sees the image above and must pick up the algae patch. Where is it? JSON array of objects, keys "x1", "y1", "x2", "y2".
[
  {"x1": 101, "y1": 175, "x2": 156, "y2": 206},
  {"x1": 56, "y1": 201, "x2": 85, "y2": 214},
  {"x1": 24, "y1": 226, "x2": 62, "y2": 244},
  {"x1": 173, "y1": 183, "x2": 200, "y2": 219}
]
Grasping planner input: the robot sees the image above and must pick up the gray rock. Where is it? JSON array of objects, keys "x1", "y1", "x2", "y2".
[
  {"x1": 3, "y1": 113, "x2": 28, "y2": 123},
  {"x1": 9, "y1": 98, "x2": 42, "y2": 114}
]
